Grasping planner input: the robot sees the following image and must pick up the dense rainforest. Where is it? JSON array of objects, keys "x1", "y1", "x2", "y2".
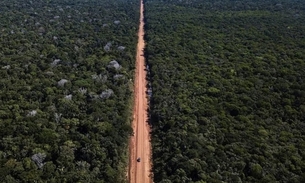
[
  {"x1": 0, "y1": 0, "x2": 139, "y2": 182},
  {"x1": 144, "y1": 0, "x2": 305, "y2": 182}
]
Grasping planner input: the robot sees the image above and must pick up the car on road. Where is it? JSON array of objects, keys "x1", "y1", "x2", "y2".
[{"x1": 137, "y1": 157, "x2": 141, "y2": 162}]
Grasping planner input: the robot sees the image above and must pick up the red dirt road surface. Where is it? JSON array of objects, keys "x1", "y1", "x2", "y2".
[{"x1": 129, "y1": 0, "x2": 152, "y2": 183}]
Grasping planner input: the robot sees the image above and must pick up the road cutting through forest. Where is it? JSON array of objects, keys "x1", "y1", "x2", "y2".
[{"x1": 129, "y1": 0, "x2": 152, "y2": 183}]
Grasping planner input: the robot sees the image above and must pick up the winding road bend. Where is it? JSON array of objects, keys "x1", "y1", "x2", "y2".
[{"x1": 129, "y1": 0, "x2": 152, "y2": 183}]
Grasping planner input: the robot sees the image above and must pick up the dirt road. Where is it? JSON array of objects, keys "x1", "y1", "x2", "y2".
[{"x1": 129, "y1": 0, "x2": 152, "y2": 183}]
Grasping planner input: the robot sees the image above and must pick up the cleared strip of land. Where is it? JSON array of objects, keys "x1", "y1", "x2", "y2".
[{"x1": 129, "y1": 0, "x2": 152, "y2": 183}]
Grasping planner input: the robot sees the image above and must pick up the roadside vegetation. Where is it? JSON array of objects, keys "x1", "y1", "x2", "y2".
[
  {"x1": 144, "y1": 0, "x2": 305, "y2": 182},
  {"x1": 0, "y1": 0, "x2": 139, "y2": 182}
]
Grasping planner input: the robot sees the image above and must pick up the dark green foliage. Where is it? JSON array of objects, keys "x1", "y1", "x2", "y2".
[
  {"x1": 0, "y1": 0, "x2": 138, "y2": 182},
  {"x1": 145, "y1": 0, "x2": 305, "y2": 182}
]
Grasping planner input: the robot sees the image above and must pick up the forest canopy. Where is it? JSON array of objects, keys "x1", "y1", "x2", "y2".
[
  {"x1": 0, "y1": 0, "x2": 139, "y2": 182},
  {"x1": 144, "y1": 0, "x2": 305, "y2": 182}
]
